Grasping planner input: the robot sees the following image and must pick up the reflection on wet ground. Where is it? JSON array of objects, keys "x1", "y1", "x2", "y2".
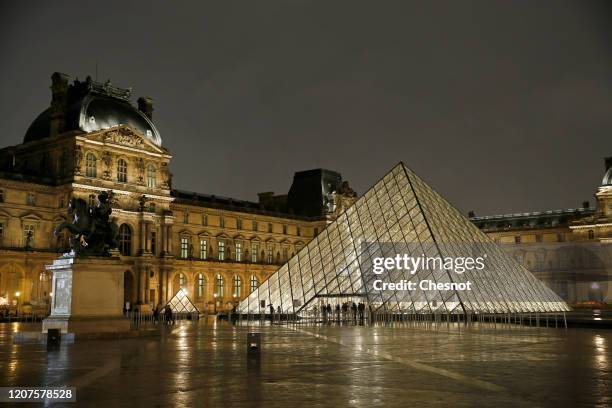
[{"x1": 0, "y1": 319, "x2": 609, "y2": 407}]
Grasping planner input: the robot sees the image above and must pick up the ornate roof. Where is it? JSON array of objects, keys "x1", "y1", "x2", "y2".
[{"x1": 24, "y1": 74, "x2": 162, "y2": 146}]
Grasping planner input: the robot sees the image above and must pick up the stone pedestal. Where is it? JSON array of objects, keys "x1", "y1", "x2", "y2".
[{"x1": 42, "y1": 254, "x2": 130, "y2": 334}]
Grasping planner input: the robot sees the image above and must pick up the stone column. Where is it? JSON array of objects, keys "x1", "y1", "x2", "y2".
[
  {"x1": 167, "y1": 225, "x2": 173, "y2": 256},
  {"x1": 139, "y1": 218, "x2": 146, "y2": 254},
  {"x1": 160, "y1": 223, "x2": 166, "y2": 255},
  {"x1": 145, "y1": 223, "x2": 151, "y2": 253},
  {"x1": 144, "y1": 268, "x2": 150, "y2": 304},
  {"x1": 159, "y1": 268, "x2": 165, "y2": 304},
  {"x1": 138, "y1": 267, "x2": 146, "y2": 304},
  {"x1": 165, "y1": 268, "x2": 172, "y2": 300}
]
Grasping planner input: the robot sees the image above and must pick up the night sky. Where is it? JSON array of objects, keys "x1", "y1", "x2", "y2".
[{"x1": 0, "y1": 1, "x2": 610, "y2": 216}]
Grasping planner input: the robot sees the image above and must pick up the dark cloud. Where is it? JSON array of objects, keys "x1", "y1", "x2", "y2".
[{"x1": 0, "y1": 0, "x2": 610, "y2": 215}]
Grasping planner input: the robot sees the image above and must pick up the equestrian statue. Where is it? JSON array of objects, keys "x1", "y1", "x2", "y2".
[{"x1": 54, "y1": 191, "x2": 119, "y2": 256}]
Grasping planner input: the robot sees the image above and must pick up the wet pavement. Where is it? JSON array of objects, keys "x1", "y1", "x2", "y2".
[{"x1": 0, "y1": 319, "x2": 610, "y2": 407}]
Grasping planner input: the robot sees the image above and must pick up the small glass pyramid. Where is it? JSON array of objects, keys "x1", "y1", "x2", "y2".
[
  {"x1": 166, "y1": 288, "x2": 200, "y2": 314},
  {"x1": 238, "y1": 163, "x2": 569, "y2": 316}
]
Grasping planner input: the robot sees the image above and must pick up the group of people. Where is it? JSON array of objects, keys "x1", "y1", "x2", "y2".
[
  {"x1": 152, "y1": 304, "x2": 175, "y2": 325},
  {"x1": 315, "y1": 301, "x2": 367, "y2": 324}
]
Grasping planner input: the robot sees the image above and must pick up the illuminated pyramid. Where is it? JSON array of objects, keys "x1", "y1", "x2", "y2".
[
  {"x1": 239, "y1": 163, "x2": 569, "y2": 315},
  {"x1": 166, "y1": 288, "x2": 199, "y2": 314}
]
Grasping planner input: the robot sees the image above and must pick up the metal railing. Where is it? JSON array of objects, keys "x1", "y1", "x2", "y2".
[{"x1": 125, "y1": 310, "x2": 200, "y2": 327}]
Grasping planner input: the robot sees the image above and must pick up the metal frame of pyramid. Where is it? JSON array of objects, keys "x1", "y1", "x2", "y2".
[
  {"x1": 166, "y1": 288, "x2": 200, "y2": 314},
  {"x1": 238, "y1": 163, "x2": 569, "y2": 316}
]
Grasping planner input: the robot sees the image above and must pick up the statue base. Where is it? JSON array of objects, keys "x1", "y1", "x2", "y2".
[{"x1": 42, "y1": 254, "x2": 130, "y2": 335}]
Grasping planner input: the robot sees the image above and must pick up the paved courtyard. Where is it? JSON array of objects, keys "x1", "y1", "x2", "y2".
[{"x1": 0, "y1": 319, "x2": 609, "y2": 407}]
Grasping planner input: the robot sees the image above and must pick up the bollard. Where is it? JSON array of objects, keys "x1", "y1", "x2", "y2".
[
  {"x1": 47, "y1": 328, "x2": 61, "y2": 351},
  {"x1": 247, "y1": 332, "x2": 261, "y2": 356}
]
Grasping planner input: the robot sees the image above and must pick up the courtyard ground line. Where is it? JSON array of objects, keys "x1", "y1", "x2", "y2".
[{"x1": 289, "y1": 327, "x2": 507, "y2": 393}]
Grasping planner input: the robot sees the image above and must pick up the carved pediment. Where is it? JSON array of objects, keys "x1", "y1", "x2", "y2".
[{"x1": 87, "y1": 126, "x2": 165, "y2": 154}]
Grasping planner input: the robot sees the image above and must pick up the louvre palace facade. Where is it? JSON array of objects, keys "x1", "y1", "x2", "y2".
[
  {"x1": 0, "y1": 73, "x2": 357, "y2": 315},
  {"x1": 0, "y1": 72, "x2": 610, "y2": 317}
]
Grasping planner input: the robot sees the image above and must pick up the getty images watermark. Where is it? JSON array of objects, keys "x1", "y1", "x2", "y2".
[{"x1": 361, "y1": 243, "x2": 492, "y2": 293}]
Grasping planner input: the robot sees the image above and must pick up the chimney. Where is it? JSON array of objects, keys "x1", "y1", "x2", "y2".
[
  {"x1": 605, "y1": 157, "x2": 612, "y2": 172},
  {"x1": 49, "y1": 72, "x2": 70, "y2": 137},
  {"x1": 137, "y1": 97, "x2": 154, "y2": 120},
  {"x1": 468, "y1": 210, "x2": 476, "y2": 218},
  {"x1": 582, "y1": 201, "x2": 590, "y2": 209}
]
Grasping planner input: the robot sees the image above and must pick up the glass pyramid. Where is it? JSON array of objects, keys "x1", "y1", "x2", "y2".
[
  {"x1": 238, "y1": 163, "x2": 569, "y2": 315},
  {"x1": 166, "y1": 288, "x2": 200, "y2": 314}
]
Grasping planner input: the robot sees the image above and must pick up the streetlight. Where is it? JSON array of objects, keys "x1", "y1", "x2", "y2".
[{"x1": 213, "y1": 293, "x2": 218, "y2": 314}]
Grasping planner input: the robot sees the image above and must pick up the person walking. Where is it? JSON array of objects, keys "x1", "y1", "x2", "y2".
[
  {"x1": 153, "y1": 304, "x2": 160, "y2": 324},
  {"x1": 164, "y1": 304, "x2": 173, "y2": 325},
  {"x1": 351, "y1": 302, "x2": 357, "y2": 324}
]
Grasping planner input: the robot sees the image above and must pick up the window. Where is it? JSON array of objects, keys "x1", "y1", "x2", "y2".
[
  {"x1": 0, "y1": 190, "x2": 4, "y2": 202},
  {"x1": 250, "y1": 275, "x2": 258, "y2": 293},
  {"x1": 197, "y1": 274, "x2": 205, "y2": 298},
  {"x1": 220, "y1": 217, "x2": 224, "y2": 228},
  {"x1": 199, "y1": 239, "x2": 207, "y2": 259},
  {"x1": 283, "y1": 225, "x2": 287, "y2": 234},
  {"x1": 268, "y1": 223, "x2": 273, "y2": 233},
  {"x1": 180, "y1": 236, "x2": 189, "y2": 258},
  {"x1": 215, "y1": 274, "x2": 224, "y2": 297},
  {"x1": 178, "y1": 273, "x2": 186, "y2": 289},
  {"x1": 183, "y1": 211, "x2": 189, "y2": 224},
  {"x1": 297, "y1": 226, "x2": 301, "y2": 236},
  {"x1": 0, "y1": 223, "x2": 3, "y2": 239},
  {"x1": 235, "y1": 241, "x2": 242, "y2": 262},
  {"x1": 251, "y1": 242, "x2": 259, "y2": 262},
  {"x1": 146, "y1": 164, "x2": 156, "y2": 188},
  {"x1": 150, "y1": 231, "x2": 156, "y2": 255},
  {"x1": 233, "y1": 275, "x2": 242, "y2": 297},
  {"x1": 202, "y1": 213, "x2": 207, "y2": 226},
  {"x1": 514, "y1": 236, "x2": 521, "y2": 244},
  {"x1": 218, "y1": 240, "x2": 225, "y2": 261},
  {"x1": 588, "y1": 230, "x2": 595, "y2": 240},
  {"x1": 282, "y1": 247, "x2": 288, "y2": 261},
  {"x1": 85, "y1": 153, "x2": 97, "y2": 177},
  {"x1": 253, "y1": 220, "x2": 258, "y2": 231},
  {"x1": 26, "y1": 192, "x2": 36, "y2": 206},
  {"x1": 117, "y1": 158, "x2": 128, "y2": 182},
  {"x1": 118, "y1": 224, "x2": 132, "y2": 255},
  {"x1": 314, "y1": 227, "x2": 318, "y2": 236},
  {"x1": 23, "y1": 224, "x2": 35, "y2": 246},
  {"x1": 236, "y1": 218, "x2": 242, "y2": 230},
  {"x1": 88, "y1": 194, "x2": 96, "y2": 208},
  {"x1": 148, "y1": 202, "x2": 156, "y2": 213},
  {"x1": 266, "y1": 243, "x2": 273, "y2": 263}
]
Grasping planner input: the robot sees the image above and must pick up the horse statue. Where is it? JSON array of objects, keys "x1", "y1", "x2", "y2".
[{"x1": 54, "y1": 191, "x2": 119, "y2": 256}]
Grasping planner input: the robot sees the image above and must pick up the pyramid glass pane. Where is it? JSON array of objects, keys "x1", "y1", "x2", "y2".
[{"x1": 238, "y1": 163, "x2": 569, "y2": 315}]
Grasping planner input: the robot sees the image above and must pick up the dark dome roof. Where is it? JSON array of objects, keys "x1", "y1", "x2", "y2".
[{"x1": 24, "y1": 76, "x2": 162, "y2": 146}]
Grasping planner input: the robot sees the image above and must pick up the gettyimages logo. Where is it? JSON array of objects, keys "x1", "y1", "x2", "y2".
[{"x1": 362, "y1": 242, "x2": 490, "y2": 293}]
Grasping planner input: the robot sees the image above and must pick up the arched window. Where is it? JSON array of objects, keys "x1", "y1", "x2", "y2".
[
  {"x1": 588, "y1": 229, "x2": 595, "y2": 240},
  {"x1": 85, "y1": 153, "x2": 97, "y2": 177},
  {"x1": 250, "y1": 275, "x2": 258, "y2": 293},
  {"x1": 146, "y1": 164, "x2": 156, "y2": 188},
  {"x1": 118, "y1": 224, "x2": 132, "y2": 256},
  {"x1": 215, "y1": 274, "x2": 224, "y2": 297},
  {"x1": 178, "y1": 273, "x2": 186, "y2": 289},
  {"x1": 117, "y1": 158, "x2": 128, "y2": 182},
  {"x1": 197, "y1": 274, "x2": 205, "y2": 298},
  {"x1": 233, "y1": 275, "x2": 242, "y2": 297}
]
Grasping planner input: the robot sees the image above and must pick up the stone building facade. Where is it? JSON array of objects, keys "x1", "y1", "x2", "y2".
[
  {"x1": 0, "y1": 72, "x2": 609, "y2": 315},
  {"x1": 0, "y1": 73, "x2": 358, "y2": 315},
  {"x1": 471, "y1": 161, "x2": 612, "y2": 304}
]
